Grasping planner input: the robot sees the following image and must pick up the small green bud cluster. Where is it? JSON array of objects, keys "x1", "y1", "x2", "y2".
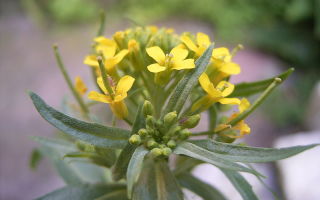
[{"x1": 128, "y1": 101, "x2": 201, "y2": 157}]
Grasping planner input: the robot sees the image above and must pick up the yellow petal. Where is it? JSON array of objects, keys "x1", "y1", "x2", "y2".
[
  {"x1": 94, "y1": 37, "x2": 116, "y2": 46},
  {"x1": 216, "y1": 81, "x2": 235, "y2": 97},
  {"x1": 220, "y1": 62, "x2": 241, "y2": 75},
  {"x1": 83, "y1": 55, "x2": 99, "y2": 67},
  {"x1": 191, "y1": 95, "x2": 215, "y2": 112},
  {"x1": 75, "y1": 76, "x2": 87, "y2": 95},
  {"x1": 199, "y1": 73, "x2": 221, "y2": 97},
  {"x1": 88, "y1": 91, "x2": 112, "y2": 103},
  {"x1": 146, "y1": 46, "x2": 166, "y2": 64},
  {"x1": 110, "y1": 101, "x2": 128, "y2": 119},
  {"x1": 172, "y1": 59, "x2": 195, "y2": 70},
  {"x1": 239, "y1": 98, "x2": 250, "y2": 113},
  {"x1": 170, "y1": 47, "x2": 188, "y2": 61},
  {"x1": 116, "y1": 75, "x2": 135, "y2": 96},
  {"x1": 212, "y1": 48, "x2": 230, "y2": 60},
  {"x1": 147, "y1": 63, "x2": 167, "y2": 73},
  {"x1": 128, "y1": 39, "x2": 139, "y2": 52},
  {"x1": 180, "y1": 35, "x2": 198, "y2": 53},
  {"x1": 218, "y1": 98, "x2": 241, "y2": 105},
  {"x1": 96, "y1": 45, "x2": 117, "y2": 58},
  {"x1": 113, "y1": 49, "x2": 129, "y2": 65},
  {"x1": 239, "y1": 122, "x2": 251, "y2": 135},
  {"x1": 196, "y1": 32, "x2": 211, "y2": 47},
  {"x1": 97, "y1": 77, "x2": 108, "y2": 94}
]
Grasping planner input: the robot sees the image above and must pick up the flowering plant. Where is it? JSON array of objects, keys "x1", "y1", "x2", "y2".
[{"x1": 29, "y1": 13, "x2": 317, "y2": 200}]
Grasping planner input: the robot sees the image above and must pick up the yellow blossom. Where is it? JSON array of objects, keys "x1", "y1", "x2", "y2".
[
  {"x1": 146, "y1": 46, "x2": 195, "y2": 73},
  {"x1": 83, "y1": 37, "x2": 129, "y2": 75},
  {"x1": 181, "y1": 32, "x2": 211, "y2": 57},
  {"x1": 88, "y1": 75, "x2": 135, "y2": 119},
  {"x1": 211, "y1": 47, "x2": 241, "y2": 75},
  {"x1": 192, "y1": 73, "x2": 240, "y2": 112},
  {"x1": 74, "y1": 76, "x2": 87, "y2": 95},
  {"x1": 215, "y1": 98, "x2": 251, "y2": 138}
]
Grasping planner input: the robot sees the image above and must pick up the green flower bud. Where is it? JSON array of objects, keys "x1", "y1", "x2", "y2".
[
  {"x1": 138, "y1": 128, "x2": 148, "y2": 137},
  {"x1": 129, "y1": 134, "x2": 141, "y2": 145},
  {"x1": 180, "y1": 114, "x2": 200, "y2": 129},
  {"x1": 143, "y1": 100, "x2": 154, "y2": 117},
  {"x1": 180, "y1": 129, "x2": 191, "y2": 139},
  {"x1": 163, "y1": 111, "x2": 177, "y2": 126},
  {"x1": 150, "y1": 148, "x2": 162, "y2": 157},
  {"x1": 162, "y1": 147, "x2": 172, "y2": 156},
  {"x1": 162, "y1": 135, "x2": 170, "y2": 143},
  {"x1": 147, "y1": 139, "x2": 158, "y2": 149},
  {"x1": 167, "y1": 140, "x2": 176, "y2": 148},
  {"x1": 146, "y1": 115, "x2": 155, "y2": 129}
]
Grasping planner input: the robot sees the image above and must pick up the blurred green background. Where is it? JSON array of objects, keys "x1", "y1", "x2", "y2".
[{"x1": 0, "y1": 0, "x2": 319, "y2": 199}]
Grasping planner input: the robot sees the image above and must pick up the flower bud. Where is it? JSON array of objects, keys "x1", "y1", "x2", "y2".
[
  {"x1": 180, "y1": 114, "x2": 200, "y2": 128},
  {"x1": 143, "y1": 101, "x2": 154, "y2": 117},
  {"x1": 150, "y1": 148, "x2": 162, "y2": 157},
  {"x1": 138, "y1": 128, "x2": 148, "y2": 137},
  {"x1": 163, "y1": 111, "x2": 177, "y2": 127},
  {"x1": 162, "y1": 147, "x2": 172, "y2": 156},
  {"x1": 146, "y1": 115, "x2": 155, "y2": 129},
  {"x1": 179, "y1": 129, "x2": 191, "y2": 139},
  {"x1": 147, "y1": 139, "x2": 158, "y2": 149},
  {"x1": 129, "y1": 134, "x2": 141, "y2": 145},
  {"x1": 167, "y1": 140, "x2": 176, "y2": 148}
]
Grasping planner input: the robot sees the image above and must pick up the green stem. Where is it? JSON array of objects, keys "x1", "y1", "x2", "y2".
[
  {"x1": 96, "y1": 10, "x2": 106, "y2": 37},
  {"x1": 53, "y1": 45, "x2": 89, "y2": 115},
  {"x1": 97, "y1": 58, "x2": 114, "y2": 99},
  {"x1": 216, "y1": 78, "x2": 282, "y2": 134}
]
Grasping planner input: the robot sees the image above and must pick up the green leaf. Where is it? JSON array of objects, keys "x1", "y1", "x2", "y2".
[
  {"x1": 126, "y1": 146, "x2": 149, "y2": 198},
  {"x1": 64, "y1": 152, "x2": 114, "y2": 168},
  {"x1": 177, "y1": 173, "x2": 227, "y2": 200},
  {"x1": 29, "y1": 92, "x2": 130, "y2": 149},
  {"x1": 112, "y1": 102, "x2": 145, "y2": 181},
  {"x1": 221, "y1": 169, "x2": 259, "y2": 200},
  {"x1": 35, "y1": 184, "x2": 126, "y2": 200},
  {"x1": 29, "y1": 148, "x2": 43, "y2": 170},
  {"x1": 133, "y1": 158, "x2": 184, "y2": 200},
  {"x1": 229, "y1": 68, "x2": 294, "y2": 97},
  {"x1": 173, "y1": 142, "x2": 262, "y2": 176},
  {"x1": 95, "y1": 189, "x2": 128, "y2": 200},
  {"x1": 173, "y1": 156, "x2": 202, "y2": 176},
  {"x1": 163, "y1": 44, "x2": 214, "y2": 116},
  {"x1": 33, "y1": 136, "x2": 108, "y2": 185},
  {"x1": 190, "y1": 139, "x2": 318, "y2": 163}
]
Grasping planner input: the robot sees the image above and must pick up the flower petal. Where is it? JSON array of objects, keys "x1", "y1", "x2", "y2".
[
  {"x1": 218, "y1": 98, "x2": 240, "y2": 105},
  {"x1": 239, "y1": 98, "x2": 250, "y2": 113},
  {"x1": 110, "y1": 101, "x2": 128, "y2": 119},
  {"x1": 97, "y1": 77, "x2": 108, "y2": 94},
  {"x1": 116, "y1": 75, "x2": 135, "y2": 96},
  {"x1": 172, "y1": 59, "x2": 195, "y2": 70},
  {"x1": 196, "y1": 32, "x2": 211, "y2": 47},
  {"x1": 191, "y1": 95, "x2": 214, "y2": 112},
  {"x1": 216, "y1": 81, "x2": 235, "y2": 97},
  {"x1": 220, "y1": 62, "x2": 241, "y2": 75},
  {"x1": 170, "y1": 47, "x2": 188, "y2": 60},
  {"x1": 212, "y1": 48, "x2": 230, "y2": 60},
  {"x1": 199, "y1": 73, "x2": 221, "y2": 97},
  {"x1": 146, "y1": 46, "x2": 165, "y2": 64},
  {"x1": 75, "y1": 76, "x2": 87, "y2": 95},
  {"x1": 147, "y1": 63, "x2": 167, "y2": 73},
  {"x1": 83, "y1": 55, "x2": 99, "y2": 67},
  {"x1": 180, "y1": 35, "x2": 198, "y2": 53},
  {"x1": 113, "y1": 49, "x2": 129, "y2": 65},
  {"x1": 88, "y1": 91, "x2": 112, "y2": 103}
]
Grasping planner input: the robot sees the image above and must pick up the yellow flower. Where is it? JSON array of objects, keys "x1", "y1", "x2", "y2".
[
  {"x1": 215, "y1": 98, "x2": 251, "y2": 138},
  {"x1": 181, "y1": 32, "x2": 211, "y2": 57},
  {"x1": 128, "y1": 39, "x2": 139, "y2": 53},
  {"x1": 192, "y1": 73, "x2": 240, "y2": 112},
  {"x1": 211, "y1": 47, "x2": 240, "y2": 75},
  {"x1": 83, "y1": 37, "x2": 129, "y2": 74},
  {"x1": 146, "y1": 46, "x2": 195, "y2": 73},
  {"x1": 88, "y1": 75, "x2": 135, "y2": 119},
  {"x1": 74, "y1": 76, "x2": 87, "y2": 95}
]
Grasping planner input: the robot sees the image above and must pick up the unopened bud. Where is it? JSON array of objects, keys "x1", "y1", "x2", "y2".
[
  {"x1": 180, "y1": 129, "x2": 191, "y2": 139},
  {"x1": 146, "y1": 115, "x2": 155, "y2": 129},
  {"x1": 162, "y1": 147, "x2": 172, "y2": 156},
  {"x1": 180, "y1": 114, "x2": 200, "y2": 128},
  {"x1": 167, "y1": 140, "x2": 176, "y2": 148},
  {"x1": 129, "y1": 134, "x2": 141, "y2": 145},
  {"x1": 147, "y1": 139, "x2": 158, "y2": 149},
  {"x1": 143, "y1": 101, "x2": 154, "y2": 117},
  {"x1": 138, "y1": 128, "x2": 148, "y2": 137},
  {"x1": 150, "y1": 148, "x2": 162, "y2": 157},
  {"x1": 163, "y1": 111, "x2": 177, "y2": 126}
]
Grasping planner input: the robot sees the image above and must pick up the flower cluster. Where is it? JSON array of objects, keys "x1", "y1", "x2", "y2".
[{"x1": 78, "y1": 26, "x2": 249, "y2": 142}]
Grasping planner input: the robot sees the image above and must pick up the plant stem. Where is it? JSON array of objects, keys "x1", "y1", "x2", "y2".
[{"x1": 97, "y1": 58, "x2": 114, "y2": 99}]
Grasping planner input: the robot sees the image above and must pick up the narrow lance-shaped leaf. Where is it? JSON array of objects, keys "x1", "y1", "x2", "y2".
[
  {"x1": 126, "y1": 146, "x2": 149, "y2": 198},
  {"x1": 190, "y1": 139, "x2": 318, "y2": 163},
  {"x1": 163, "y1": 44, "x2": 214, "y2": 116},
  {"x1": 112, "y1": 102, "x2": 145, "y2": 181},
  {"x1": 133, "y1": 158, "x2": 184, "y2": 200},
  {"x1": 229, "y1": 68, "x2": 294, "y2": 97},
  {"x1": 29, "y1": 92, "x2": 130, "y2": 149},
  {"x1": 221, "y1": 169, "x2": 259, "y2": 200},
  {"x1": 177, "y1": 173, "x2": 227, "y2": 200},
  {"x1": 173, "y1": 142, "x2": 263, "y2": 176}
]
